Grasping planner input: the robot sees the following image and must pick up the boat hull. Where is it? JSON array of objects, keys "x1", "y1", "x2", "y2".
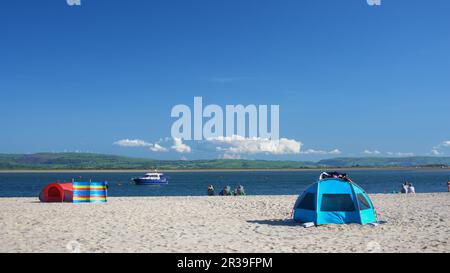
[{"x1": 133, "y1": 178, "x2": 168, "y2": 185}]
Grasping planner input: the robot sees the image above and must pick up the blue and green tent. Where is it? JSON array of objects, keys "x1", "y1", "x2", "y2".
[{"x1": 293, "y1": 174, "x2": 377, "y2": 225}]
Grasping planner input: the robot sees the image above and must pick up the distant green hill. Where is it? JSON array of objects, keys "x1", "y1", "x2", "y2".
[
  {"x1": 0, "y1": 153, "x2": 315, "y2": 170},
  {"x1": 0, "y1": 153, "x2": 449, "y2": 170},
  {"x1": 318, "y1": 157, "x2": 450, "y2": 168},
  {"x1": 0, "y1": 153, "x2": 153, "y2": 170}
]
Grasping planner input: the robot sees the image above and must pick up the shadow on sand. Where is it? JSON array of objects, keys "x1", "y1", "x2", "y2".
[{"x1": 247, "y1": 219, "x2": 300, "y2": 227}]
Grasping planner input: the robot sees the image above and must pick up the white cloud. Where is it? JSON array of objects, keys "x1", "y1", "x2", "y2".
[
  {"x1": 431, "y1": 149, "x2": 443, "y2": 156},
  {"x1": 149, "y1": 143, "x2": 168, "y2": 152},
  {"x1": 171, "y1": 138, "x2": 192, "y2": 153},
  {"x1": 441, "y1": 141, "x2": 450, "y2": 147},
  {"x1": 363, "y1": 150, "x2": 381, "y2": 155},
  {"x1": 221, "y1": 153, "x2": 242, "y2": 159},
  {"x1": 397, "y1": 152, "x2": 415, "y2": 157},
  {"x1": 114, "y1": 139, "x2": 151, "y2": 147},
  {"x1": 114, "y1": 136, "x2": 345, "y2": 158},
  {"x1": 301, "y1": 149, "x2": 326, "y2": 155},
  {"x1": 300, "y1": 148, "x2": 341, "y2": 155},
  {"x1": 66, "y1": 0, "x2": 81, "y2": 6},
  {"x1": 387, "y1": 152, "x2": 415, "y2": 157},
  {"x1": 114, "y1": 139, "x2": 168, "y2": 152},
  {"x1": 428, "y1": 140, "x2": 450, "y2": 156},
  {"x1": 329, "y1": 149, "x2": 342, "y2": 155},
  {"x1": 206, "y1": 135, "x2": 302, "y2": 155}
]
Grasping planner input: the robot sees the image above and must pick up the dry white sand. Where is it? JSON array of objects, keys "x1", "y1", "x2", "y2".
[{"x1": 0, "y1": 193, "x2": 449, "y2": 253}]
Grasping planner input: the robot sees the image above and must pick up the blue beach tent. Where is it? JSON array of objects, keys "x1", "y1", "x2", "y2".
[{"x1": 293, "y1": 172, "x2": 377, "y2": 225}]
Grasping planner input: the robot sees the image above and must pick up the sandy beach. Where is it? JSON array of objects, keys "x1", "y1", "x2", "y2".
[{"x1": 0, "y1": 193, "x2": 449, "y2": 253}]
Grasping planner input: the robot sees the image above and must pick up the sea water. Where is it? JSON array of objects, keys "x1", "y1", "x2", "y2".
[{"x1": 0, "y1": 169, "x2": 449, "y2": 197}]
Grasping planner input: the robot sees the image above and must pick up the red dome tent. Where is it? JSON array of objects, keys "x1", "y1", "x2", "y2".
[{"x1": 39, "y1": 183, "x2": 73, "y2": 202}]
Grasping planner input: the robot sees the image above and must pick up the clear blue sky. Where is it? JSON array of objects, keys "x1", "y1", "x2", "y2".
[{"x1": 1, "y1": 0, "x2": 449, "y2": 160}]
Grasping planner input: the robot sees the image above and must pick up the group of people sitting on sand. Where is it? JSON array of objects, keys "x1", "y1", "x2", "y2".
[
  {"x1": 400, "y1": 182, "x2": 416, "y2": 194},
  {"x1": 207, "y1": 185, "x2": 246, "y2": 196},
  {"x1": 319, "y1": 171, "x2": 353, "y2": 182}
]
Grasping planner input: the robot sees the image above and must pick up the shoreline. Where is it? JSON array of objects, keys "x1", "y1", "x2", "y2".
[{"x1": 0, "y1": 167, "x2": 449, "y2": 173}]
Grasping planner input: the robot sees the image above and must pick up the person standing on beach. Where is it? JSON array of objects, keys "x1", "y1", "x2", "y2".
[{"x1": 447, "y1": 180, "x2": 450, "y2": 192}]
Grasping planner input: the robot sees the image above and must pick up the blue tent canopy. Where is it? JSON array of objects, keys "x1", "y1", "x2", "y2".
[{"x1": 293, "y1": 175, "x2": 377, "y2": 225}]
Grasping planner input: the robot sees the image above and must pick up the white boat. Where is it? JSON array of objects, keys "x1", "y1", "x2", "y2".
[{"x1": 132, "y1": 172, "x2": 168, "y2": 185}]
